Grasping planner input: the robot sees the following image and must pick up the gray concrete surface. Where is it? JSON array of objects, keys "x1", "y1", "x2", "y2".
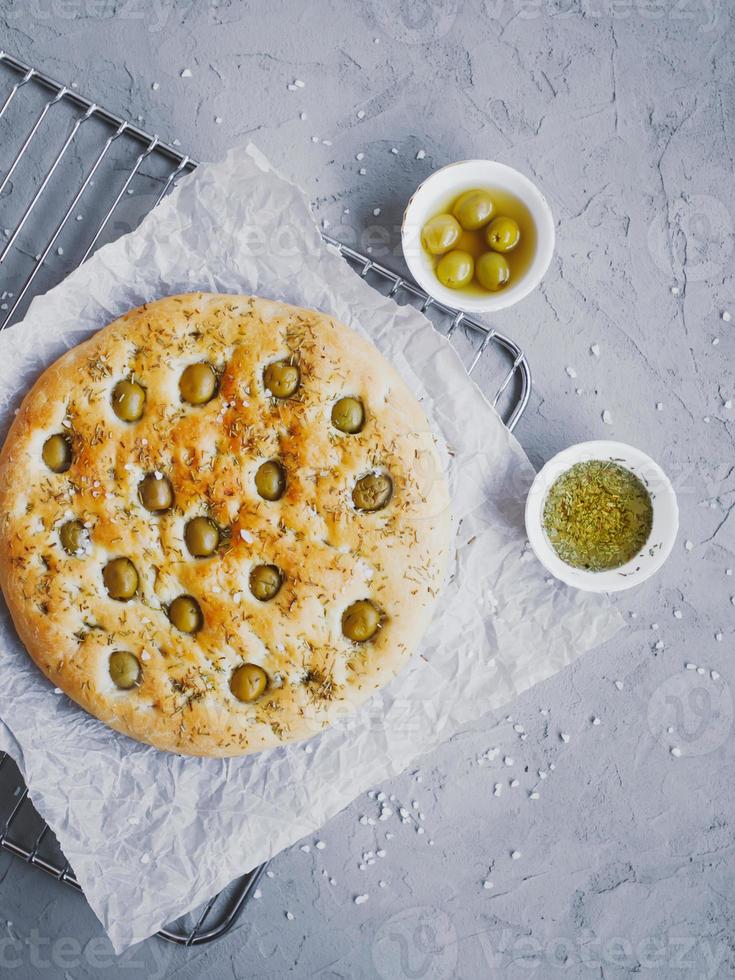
[{"x1": 0, "y1": 1, "x2": 734, "y2": 977}]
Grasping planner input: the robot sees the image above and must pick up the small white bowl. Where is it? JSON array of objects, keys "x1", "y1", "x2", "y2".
[
  {"x1": 401, "y1": 159, "x2": 555, "y2": 314},
  {"x1": 525, "y1": 441, "x2": 679, "y2": 593}
]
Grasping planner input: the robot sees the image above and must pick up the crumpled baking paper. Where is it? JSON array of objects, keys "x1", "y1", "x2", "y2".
[{"x1": 0, "y1": 144, "x2": 623, "y2": 951}]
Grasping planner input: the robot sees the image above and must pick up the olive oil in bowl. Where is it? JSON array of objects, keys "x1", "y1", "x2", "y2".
[
  {"x1": 421, "y1": 186, "x2": 537, "y2": 300},
  {"x1": 542, "y1": 460, "x2": 654, "y2": 572}
]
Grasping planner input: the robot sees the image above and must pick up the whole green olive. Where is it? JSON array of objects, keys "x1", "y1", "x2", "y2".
[
  {"x1": 255, "y1": 460, "x2": 286, "y2": 501},
  {"x1": 452, "y1": 189, "x2": 494, "y2": 230},
  {"x1": 485, "y1": 215, "x2": 521, "y2": 253},
  {"x1": 436, "y1": 250, "x2": 474, "y2": 290},
  {"x1": 421, "y1": 213, "x2": 462, "y2": 255},
  {"x1": 352, "y1": 472, "x2": 393, "y2": 512},
  {"x1": 109, "y1": 650, "x2": 141, "y2": 690},
  {"x1": 42, "y1": 434, "x2": 72, "y2": 473},
  {"x1": 230, "y1": 663, "x2": 268, "y2": 702},
  {"x1": 138, "y1": 472, "x2": 174, "y2": 512},
  {"x1": 342, "y1": 599, "x2": 381, "y2": 642},
  {"x1": 331, "y1": 396, "x2": 365, "y2": 434},
  {"x1": 59, "y1": 519, "x2": 88, "y2": 556},
  {"x1": 103, "y1": 557, "x2": 138, "y2": 601},
  {"x1": 264, "y1": 360, "x2": 300, "y2": 399},
  {"x1": 179, "y1": 362, "x2": 217, "y2": 405},
  {"x1": 476, "y1": 252, "x2": 511, "y2": 292},
  {"x1": 112, "y1": 380, "x2": 146, "y2": 422},
  {"x1": 168, "y1": 594, "x2": 203, "y2": 633},
  {"x1": 184, "y1": 516, "x2": 220, "y2": 557},
  {"x1": 249, "y1": 564, "x2": 283, "y2": 601}
]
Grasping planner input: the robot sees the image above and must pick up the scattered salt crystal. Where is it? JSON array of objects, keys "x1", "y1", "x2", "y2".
[
  {"x1": 674, "y1": 609, "x2": 683, "y2": 619},
  {"x1": 685, "y1": 540, "x2": 693, "y2": 551},
  {"x1": 602, "y1": 409, "x2": 613, "y2": 425},
  {"x1": 211, "y1": 585, "x2": 221, "y2": 594},
  {"x1": 356, "y1": 152, "x2": 364, "y2": 160},
  {"x1": 728, "y1": 569, "x2": 733, "y2": 576},
  {"x1": 511, "y1": 850, "x2": 521, "y2": 860},
  {"x1": 670, "y1": 285, "x2": 680, "y2": 295},
  {"x1": 591, "y1": 716, "x2": 601, "y2": 726},
  {"x1": 510, "y1": 778, "x2": 519, "y2": 788},
  {"x1": 614, "y1": 680, "x2": 624, "y2": 690},
  {"x1": 711, "y1": 670, "x2": 720, "y2": 680},
  {"x1": 373, "y1": 208, "x2": 381, "y2": 216},
  {"x1": 529, "y1": 791, "x2": 540, "y2": 800},
  {"x1": 152, "y1": 82, "x2": 160, "y2": 91},
  {"x1": 311, "y1": 136, "x2": 319, "y2": 143},
  {"x1": 715, "y1": 632, "x2": 723, "y2": 642},
  {"x1": 549, "y1": 763, "x2": 556, "y2": 771},
  {"x1": 493, "y1": 783, "x2": 502, "y2": 797},
  {"x1": 354, "y1": 894, "x2": 369, "y2": 905},
  {"x1": 57, "y1": 247, "x2": 64, "y2": 256},
  {"x1": 322, "y1": 139, "x2": 332, "y2": 146},
  {"x1": 565, "y1": 366, "x2": 577, "y2": 378},
  {"x1": 315, "y1": 840, "x2": 325, "y2": 850},
  {"x1": 359, "y1": 815, "x2": 368, "y2": 825},
  {"x1": 670, "y1": 746, "x2": 682, "y2": 758},
  {"x1": 300, "y1": 844, "x2": 310, "y2": 853},
  {"x1": 513, "y1": 724, "x2": 524, "y2": 734},
  {"x1": 357, "y1": 109, "x2": 366, "y2": 119},
  {"x1": 376, "y1": 849, "x2": 386, "y2": 858},
  {"x1": 704, "y1": 416, "x2": 711, "y2": 423},
  {"x1": 651, "y1": 623, "x2": 659, "y2": 631},
  {"x1": 180, "y1": 68, "x2": 192, "y2": 78},
  {"x1": 417, "y1": 827, "x2": 425, "y2": 835},
  {"x1": 503, "y1": 756, "x2": 514, "y2": 766},
  {"x1": 141, "y1": 853, "x2": 150, "y2": 864},
  {"x1": 215, "y1": 115, "x2": 223, "y2": 124},
  {"x1": 54, "y1": 687, "x2": 62, "y2": 695},
  {"x1": 390, "y1": 147, "x2": 398, "y2": 154},
  {"x1": 377, "y1": 791, "x2": 386, "y2": 802},
  {"x1": 266, "y1": 870, "x2": 274, "y2": 878},
  {"x1": 656, "y1": 402, "x2": 663, "y2": 411},
  {"x1": 379, "y1": 880, "x2": 387, "y2": 888},
  {"x1": 286, "y1": 911, "x2": 294, "y2": 920},
  {"x1": 685, "y1": 663, "x2": 696, "y2": 670},
  {"x1": 299, "y1": 112, "x2": 306, "y2": 120},
  {"x1": 655, "y1": 640, "x2": 664, "y2": 650},
  {"x1": 725, "y1": 401, "x2": 732, "y2": 410},
  {"x1": 697, "y1": 667, "x2": 706, "y2": 675},
  {"x1": 722, "y1": 310, "x2": 732, "y2": 322},
  {"x1": 713, "y1": 337, "x2": 720, "y2": 345},
  {"x1": 483, "y1": 880, "x2": 494, "y2": 890},
  {"x1": 412, "y1": 800, "x2": 419, "y2": 809},
  {"x1": 560, "y1": 732, "x2": 570, "y2": 743},
  {"x1": 359, "y1": 167, "x2": 366, "y2": 175},
  {"x1": 416, "y1": 149, "x2": 426, "y2": 160},
  {"x1": 253, "y1": 888, "x2": 262, "y2": 899},
  {"x1": 590, "y1": 343, "x2": 600, "y2": 357}
]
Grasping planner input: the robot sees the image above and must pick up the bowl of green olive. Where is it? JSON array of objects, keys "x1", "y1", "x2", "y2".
[{"x1": 402, "y1": 160, "x2": 555, "y2": 313}]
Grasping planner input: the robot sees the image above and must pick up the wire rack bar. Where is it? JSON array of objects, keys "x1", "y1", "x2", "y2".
[{"x1": 0, "y1": 48, "x2": 532, "y2": 947}]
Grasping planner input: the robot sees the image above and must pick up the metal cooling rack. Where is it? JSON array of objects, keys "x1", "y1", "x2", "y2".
[{"x1": 0, "y1": 50, "x2": 532, "y2": 946}]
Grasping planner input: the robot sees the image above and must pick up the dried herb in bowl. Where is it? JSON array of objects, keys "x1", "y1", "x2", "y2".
[{"x1": 542, "y1": 460, "x2": 653, "y2": 571}]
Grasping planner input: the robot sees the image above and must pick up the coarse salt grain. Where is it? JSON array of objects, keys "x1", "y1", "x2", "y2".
[
  {"x1": 614, "y1": 680, "x2": 624, "y2": 690},
  {"x1": 511, "y1": 850, "x2": 521, "y2": 860},
  {"x1": 670, "y1": 746, "x2": 682, "y2": 758},
  {"x1": 602, "y1": 409, "x2": 613, "y2": 425},
  {"x1": 560, "y1": 732, "x2": 570, "y2": 743},
  {"x1": 674, "y1": 609, "x2": 683, "y2": 619},
  {"x1": 180, "y1": 68, "x2": 192, "y2": 78},
  {"x1": 565, "y1": 366, "x2": 577, "y2": 378},
  {"x1": 286, "y1": 911, "x2": 294, "y2": 920},
  {"x1": 416, "y1": 149, "x2": 426, "y2": 160},
  {"x1": 483, "y1": 880, "x2": 494, "y2": 890},
  {"x1": 354, "y1": 894, "x2": 369, "y2": 905}
]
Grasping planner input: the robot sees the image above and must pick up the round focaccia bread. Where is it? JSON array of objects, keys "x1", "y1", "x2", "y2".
[{"x1": 0, "y1": 293, "x2": 450, "y2": 757}]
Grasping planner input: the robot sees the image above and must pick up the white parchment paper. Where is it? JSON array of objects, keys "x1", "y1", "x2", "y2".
[{"x1": 0, "y1": 145, "x2": 623, "y2": 951}]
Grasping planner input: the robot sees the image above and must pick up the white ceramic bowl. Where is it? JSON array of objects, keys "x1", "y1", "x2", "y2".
[
  {"x1": 401, "y1": 159, "x2": 555, "y2": 314},
  {"x1": 525, "y1": 440, "x2": 679, "y2": 593}
]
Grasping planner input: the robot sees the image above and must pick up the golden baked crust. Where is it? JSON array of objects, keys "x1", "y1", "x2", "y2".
[{"x1": 0, "y1": 294, "x2": 450, "y2": 756}]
